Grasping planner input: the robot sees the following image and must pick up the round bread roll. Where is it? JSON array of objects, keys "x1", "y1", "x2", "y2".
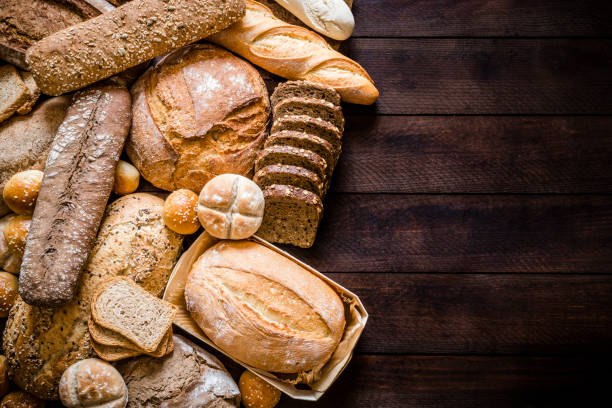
[
  {"x1": 112, "y1": 160, "x2": 140, "y2": 195},
  {"x1": 0, "y1": 356, "x2": 9, "y2": 399},
  {"x1": 3, "y1": 215, "x2": 31, "y2": 257},
  {"x1": 0, "y1": 272, "x2": 18, "y2": 318},
  {"x1": 0, "y1": 391, "x2": 45, "y2": 408},
  {"x1": 59, "y1": 358, "x2": 127, "y2": 408},
  {"x1": 239, "y1": 371, "x2": 281, "y2": 408},
  {"x1": 197, "y1": 174, "x2": 265, "y2": 239},
  {"x1": 126, "y1": 43, "x2": 270, "y2": 193},
  {"x1": 163, "y1": 189, "x2": 200, "y2": 235},
  {"x1": 2, "y1": 170, "x2": 43, "y2": 215}
]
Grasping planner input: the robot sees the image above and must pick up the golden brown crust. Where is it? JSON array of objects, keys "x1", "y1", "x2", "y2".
[{"x1": 58, "y1": 358, "x2": 127, "y2": 408}]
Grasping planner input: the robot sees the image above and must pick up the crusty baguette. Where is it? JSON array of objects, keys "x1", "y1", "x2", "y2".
[
  {"x1": 26, "y1": 0, "x2": 246, "y2": 95},
  {"x1": 208, "y1": 0, "x2": 378, "y2": 105},
  {"x1": 19, "y1": 84, "x2": 131, "y2": 307}
]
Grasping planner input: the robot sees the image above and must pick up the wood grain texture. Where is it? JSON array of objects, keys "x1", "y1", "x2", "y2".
[
  {"x1": 352, "y1": 0, "x2": 612, "y2": 37},
  {"x1": 343, "y1": 38, "x2": 612, "y2": 114},
  {"x1": 283, "y1": 195, "x2": 612, "y2": 273},
  {"x1": 327, "y1": 273, "x2": 612, "y2": 354},
  {"x1": 334, "y1": 116, "x2": 612, "y2": 193}
]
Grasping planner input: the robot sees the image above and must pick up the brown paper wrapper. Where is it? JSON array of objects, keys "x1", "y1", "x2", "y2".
[{"x1": 163, "y1": 232, "x2": 368, "y2": 401}]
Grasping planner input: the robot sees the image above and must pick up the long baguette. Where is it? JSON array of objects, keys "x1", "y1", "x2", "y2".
[
  {"x1": 26, "y1": 0, "x2": 245, "y2": 96},
  {"x1": 208, "y1": 0, "x2": 378, "y2": 105}
]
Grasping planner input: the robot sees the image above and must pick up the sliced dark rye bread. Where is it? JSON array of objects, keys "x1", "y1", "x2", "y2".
[
  {"x1": 265, "y1": 130, "x2": 339, "y2": 170},
  {"x1": 257, "y1": 184, "x2": 323, "y2": 248},
  {"x1": 273, "y1": 97, "x2": 345, "y2": 133},
  {"x1": 254, "y1": 164, "x2": 324, "y2": 197},
  {"x1": 255, "y1": 145, "x2": 328, "y2": 183},
  {"x1": 271, "y1": 114, "x2": 342, "y2": 154},
  {"x1": 271, "y1": 80, "x2": 341, "y2": 107}
]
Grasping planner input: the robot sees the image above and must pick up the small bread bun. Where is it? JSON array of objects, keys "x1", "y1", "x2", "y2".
[
  {"x1": 113, "y1": 160, "x2": 140, "y2": 195},
  {"x1": 2, "y1": 170, "x2": 43, "y2": 215},
  {"x1": 0, "y1": 356, "x2": 9, "y2": 399},
  {"x1": 239, "y1": 371, "x2": 281, "y2": 408},
  {"x1": 0, "y1": 272, "x2": 18, "y2": 318},
  {"x1": 4, "y1": 215, "x2": 31, "y2": 257},
  {"x1": 197, "y1": 174, "x2": 264, "y2": 240},
  {"x1": 59, "y1": 358, "x2": 127, "y2": 408},
  {"x1": 163, "y1": 189, "x2": 200, "y2": 235},
  {"x1": 0, "y1": 390, "x2": 45, "y2": 408}
]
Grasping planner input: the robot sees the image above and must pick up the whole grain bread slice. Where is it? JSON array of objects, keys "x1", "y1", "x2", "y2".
[
  {"x1": 89, "y1": 318, "x2": 173, "y2": 358},
  {"x1": 0, "y1": 65, "x2": 29, "y2": 123},
  {"x1": 254, "y1": 164, "x2": 324, "y2": 197},
  {"x1": 271, "y1": 114, "x2": 342, "y2": 154},
  {"x1": 266, "y1": 130, "x2": 339, "y2": 170},
  {"x1": 255, "y1": 145, "x2": 328, "y2": 183},
  {"x1": 271, "y1": 80, "x2": 341, "y2": 107},
  {"x1": 92, "y1": 277, "x2": 177, "y2": 353},
  {"x1": 273, "y1": 97, "x2": 344, "y2": 132},
  {"x1": 91, "y1": 339, "x2": 143, "y2": 362},
  {"x1": 16, "y1": 71, "x2": 40, "y2": 115},
  {"x1": 257, "y1": 184, "x2": 324, "y2": 248}
]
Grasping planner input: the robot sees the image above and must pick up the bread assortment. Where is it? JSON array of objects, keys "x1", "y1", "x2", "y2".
[{"x1": 0, "y1": 0, "x2": 371, "y2": 403}]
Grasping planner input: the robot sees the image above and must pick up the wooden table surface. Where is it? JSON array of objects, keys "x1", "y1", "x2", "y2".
[{"x1": 269, "y1": 1, "x2": 612, "y2": 406}]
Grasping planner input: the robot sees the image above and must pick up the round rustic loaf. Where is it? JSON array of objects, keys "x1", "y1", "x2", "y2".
[
  {"x1": 197, "y1": 174, "x2": 265, "y2": 240},
  {"x1": 126, "y1": 43, "x2": 270, "y2": 193},
  {"x1": 59, "y1": 359, "x2": 127, "y2": 408},
  {"x1": 3, "y1": 193, "x2": 183, "y2": 399}
]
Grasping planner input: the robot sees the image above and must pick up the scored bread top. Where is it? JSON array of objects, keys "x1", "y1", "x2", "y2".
[{"x1": 185, "y1": 240, "x2": 345, "y2": 374}]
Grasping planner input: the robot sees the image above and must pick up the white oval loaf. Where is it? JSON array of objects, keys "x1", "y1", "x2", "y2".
[{"x1": 184, "y1": 240, "x2": 345, "y2": 376}]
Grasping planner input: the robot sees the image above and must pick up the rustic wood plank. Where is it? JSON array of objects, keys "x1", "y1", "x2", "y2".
[
  {"x1": 326, "y1": 273, "x2": 612, "y2": 354},
  {"x1": 335, "y1": 115, "x2": 612, "y2": 193},
  {"x1": 276, "y1": 354, "x2": 610, "y2": 408},
  {"x1": 352, "y1": 0, "x2": 612, "y2": 37},
  {"x1": 283, "y1": 195, "x2": 612, "y2": 273},
  {"x1": 343, "y1": 39, "x2": 612, "y2": 114}
]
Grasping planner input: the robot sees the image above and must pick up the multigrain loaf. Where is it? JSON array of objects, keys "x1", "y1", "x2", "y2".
[
  {"x1": 266, "y1": 130, "x2": 338, "y2": 169},
  {"x1": 257, "y1": 184, "x2": 324, "y2": 248},
  {"x1": 26, "y1": 0, "x2": 246, "y2": 95},
  {"x1": 0, "y1": 96, "x2": 71, "y2": 217},
  {"x1": 20, "y1": 84, "x2": 131, "y2": 308},
  {"x1": 271, "y1": 114, "x2": 342, "y2": 154},
  {"x1": 0, "y1": 65, "x2": 28, "y2": 123},
  {"x1": 255, "y1": 145, "x2": 328, "y2": 181},
  {"x1": 3, "y1": 193, "x2": 183, "y2": 399},
  {"x1": 254, "y1": 164, "x2": 324, "y2": 197},
  {"x1": 273, "y1": 96, "x2": 345, "y2": 132},
  {"x1": 185, "y1": 240, "x2": 345, "y2": 375},
  {"x1": 271, "y1": 80, "x2": 341, "y2": 107},
  {"x1": 116, "y1": 335, "x2": 240, "y2": 408},
  {"x1": 127, "y1": 43, "x2": 270, "y2": 192}
]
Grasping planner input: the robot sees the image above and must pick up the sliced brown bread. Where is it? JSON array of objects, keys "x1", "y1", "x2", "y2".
[
  {"x1": 257, "y1": 184, "x2": 323, "y2": 248},
  {"x1": 271, "y1": 80, "x2": 341, "y2": 107},
  {"x1": 273, "y1": 97, "x2": 345, "y2": 132},
  {"x1": 266, "y1": 130, "x2": 339, "y2": 170},
  {"x1": 88, "y1": 317, "x2": 172, "y2": 358},
  {"x1": 92, "y1": 277, "x2": 177, "y2": 353},
  {"x1": 254, "y1": 164, "x2": 324, "y2": 197},
  {"x1": 16, "y1": 71, "x2": 40, "y2": 115},
  {"x1": 271, "y1": 114, "x2": 342, "y2": 154},
  {"x1": 0, "y1": 65, "x2": 29, "y2": 123},
  {"x1": 91, "y1": 339, "x2": 142, "y2": 362},
  {"x1": 255, "y1": 145, "x2": 328, "y2": 182}
]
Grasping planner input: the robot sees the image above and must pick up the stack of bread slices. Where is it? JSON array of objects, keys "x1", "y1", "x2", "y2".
[
  {"x1": 254, "y1": 80, "x2": 344, "y2": 248},
  {"x1": 0, "y1": 65, "x2": 40, "y2": 123},
  {"x1": 88, "y1": 277, "x2": 177, "y2": 362}
]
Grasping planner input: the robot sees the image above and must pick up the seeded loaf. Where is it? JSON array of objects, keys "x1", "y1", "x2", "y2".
[
  {"x1": 0, "y1": 65, "x2": 29, "y2": 124},
  {"x1": 273, "y1": 96, "x2": 345, "y2": 132},
  {"x1": 3, "y1": 193, "x2": 183, "y2": 399},
  {"x1": 271, "y1": 114, "x2": 342, "y2": 154},
  {"x1": 254, "y1": 164, "x2": 324, "y2": 197},
  {"x1": 16, "y1": 72, "x2": 40, "y2": 115},
  {"x1": 20, "y1": 84, "x2": 131, "y2": 308},
  {"x1": 266, "y1": 130, "x2": 338, "y2": 169},
  {"x1": 271, "y1": 80, "x2": 341, "y2": 107},
  {"x1": 127, "y1": 43, "x2": 270, "y2": 192},
  {"x1": 255, "y1": 145, "x2": 328, "y2": 182}
]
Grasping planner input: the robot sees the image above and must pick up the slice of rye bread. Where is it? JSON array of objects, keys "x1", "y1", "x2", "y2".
[
  {"x1": 16, "y1": 71, "x2": 40, "y2": 115},
  {"x1": 257, "y1": 184, "x2": 324, "y2": 248},
  {"x1": 273, "y1": 97, "x2": 345, "y2": 133},
  {"x1": 0, "y1": 65, "x2": 29, "y2": 123},
  {"x1": 271, "y1": 114, "x2": 342, "y2": 154},
  {"x1": 88, "y1": 317, "x2": 172, "y2": 358},
  {"x1": 271, "y1": 80, "x2": 341, "y2": 107},
  {"x1": 91, "y1": 339, "x2": 143, "y2": 362},
  {"x1": 92, "y1": 277, "x2": 177, "y2": 353},
  {"x1": 254, "y1": 164, "x2": 324, "y2": 197},
  {"x1": 255, "y1": 145, "x2": 328, "y2": 183},
  {"x1": 266, "y1": 130, "x2": 339, "y2": 169}
]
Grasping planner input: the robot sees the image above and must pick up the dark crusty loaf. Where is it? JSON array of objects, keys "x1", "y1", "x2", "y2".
[
  {"x1": 26, "y1": 0, "x2": 246, "y2": 95},
  {"x1": 272, "y1": 97, "x2": 345, "y2": 132},
  {"x1": 271, "y1": 80, "x2": 341, "y2": 107},
  {"x1": 255, "y1": 145, "x2": 327, "y2": 182},
  {"x1": 0, "y1": 95, "x2": 71, "y2": 217},
  {"x1": 19, "y1": 84, "x2": 131, "y2": 307},
  {"x1": 254, "y1": 164, "x2": 324, "y2": 197},
  {"x1": 271, "y1": 114, "x2": 342, "y2": 154},
  {"x1": 266, "y1": 130, "x2": 338, "y2": 170},
  {"x1": 256, "y1": 184, "x2": 323, "y2": 248}
]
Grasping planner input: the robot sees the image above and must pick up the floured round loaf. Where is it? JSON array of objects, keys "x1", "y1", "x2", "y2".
[
  {"x1": 126, "y1": 43, "x2": 270, "y2": 193},
  {"x1": 185, "y1": 240, "x2": 345, "y2": 377}
]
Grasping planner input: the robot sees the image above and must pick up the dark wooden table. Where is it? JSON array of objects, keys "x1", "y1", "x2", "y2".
[{"x1": 271, "y1": 1, "x2": 612, "y2": 406}]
